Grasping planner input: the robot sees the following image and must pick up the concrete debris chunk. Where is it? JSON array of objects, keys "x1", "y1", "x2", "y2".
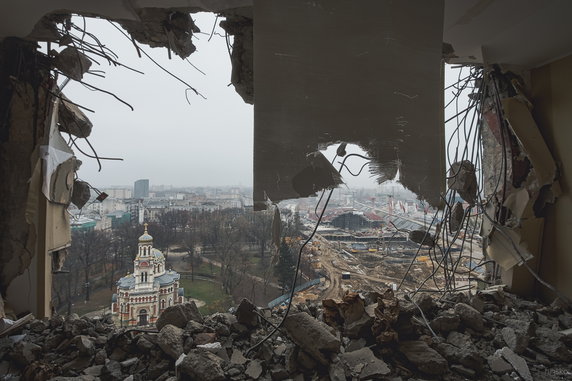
[
  {"x1": 119, "y1": 10, "x2": 199, "y2": 59},
  {"x1": 339, "y1": 347, "x2": 391, "y2": 379},
  {"x1": 235, "y1": 298, "x2": 259, "y2": 328},
  {"x1": 430, "y1": 312, "x2": 460, "y2": 333},
  {"x1": 71, "y1": 335, "x2": 95, "y2": 356},
  {"x1": 82, "y1": 365, "x2": 103, "y2": 377},
  {"x1": 230, "y1": 349, "x2": 248, "y2": 365},
  {"x1": 12, "y1": 341, "x2": 42, "y2": 366},
  {"x1": 157, "y1": 324, "x2": 184, "y2": 360},
  {"x1": 488, "y1": 351, "x2": 513, "y2": 374},
  {"x1": 1, "y1": 289, "x2": 571, "y2": 381},
  {"x1": 178, "y1": 349, "x2": 226, "y2": 381},
  {"x1": 454, "y1": 302, "x2": 485, "y2": 331},
  {"x1": 399, "y1": 340, "x2": 448, "y2": 375},
  {"x1": 28, "y1": 15, "x2": 63, "y2": 42},
  {"x1": 245, "y1": 359, "x2": 263, "y2": 379},
  {"x1": 434, "y1": 341, "x2": 483, "y2": 372},
  {"x1": 451, "y1": 364, "x2": 475, "y2": 378},
  {"x1": 500, "y1": 347, "x2": 533, "y2": 381},
  {"x1": 449, "y1": 201, "x2": 464, "y2": 232},
  {"x1": 156, "y1": 301, "x2": 203, "y2": 331},
  {"x1": 448, "y1": 160, "x2": 478, "y2": 206},
  {"x1": 371, "y1": 289, "x2": 400, "y2": 346},
  {"x1": 283, "y1": 312, "x2": 341, "y2": 365},
  {"x1": 533, "y1": 326, "x2": 572, "y2": 361},
  {"x1": 447, "y1": 331, "x2": 473, "y2": 348},
  {"x1": 328, "y1": 360, "x2": 347, "y2": 381},
  {"x1": 53, "y1": 47, "x2": 92, "y2": 81},
  {"x1": 408, "y1": 230, "x2": 435, "y2": 247},
  {"x1": 412, "y1": 293, "x2": 436, "y2": 314},
  {"x1": 58, "y1": 94, "x2": 93, "y2": 138},
  {"x1": 501, "y1": 326, "x2": 528, "y2": 354}
]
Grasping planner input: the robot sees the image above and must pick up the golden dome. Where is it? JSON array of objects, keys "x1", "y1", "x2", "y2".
[{"x1": 138, "y1": 223, "x2": 153, "y2": 243}]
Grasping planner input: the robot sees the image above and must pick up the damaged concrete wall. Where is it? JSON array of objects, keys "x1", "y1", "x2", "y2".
[
  {"x1": 219, "y1": 10, "x2": 253, "y2": 104},
  {"x1": 480, "y1": 61, "x2": 571, "y2": 302},
  {"x1": 253, "y1": 0, "x2": 445, "y2": 210},
  {"x1": 0, "y1": 38, "x2": 52, "y2": 305},
  {"x1": 531, "y1": 54, "x2": 572, "y2": 302}
]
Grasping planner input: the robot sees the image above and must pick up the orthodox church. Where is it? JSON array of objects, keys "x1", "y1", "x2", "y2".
[{"x1": 111, "y1": 224, "x2": 185, "y2": 326}]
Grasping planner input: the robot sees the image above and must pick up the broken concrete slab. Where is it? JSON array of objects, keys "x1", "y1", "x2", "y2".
[
  {"x1": 178, "y1": 349, "x2": 226, "y2": 381},
  {"x1": 283, "y1": 312, "x2": 340, "y2": 365},
  {"x1": 488, "y1": 352, "x2": 513, "y2": 374},
  {"x1": 157, "y1": 324, "x2": 184, "y2": 360},
  {"x1": 454, "y1": 302, "x2": 485, "y2": 331},
  {"x1": 339, "y1": 347, "x2": 391, "y2": 379},
  {"x1": 501, "y1": 326, "x2": 528, "y2": 354},
  {"x1": 245, "y1": 359, "x2": 263, "y2": 379},
  {"x1": 430, "y1": 312, "x2": 460, "y2": 333},
  {"x1": 230, "y1": 349, "x2": 248, "y2": 365},
  {"x1": 71, "y1": 335, "x2": 95, "y2": 356},
  {"x1": 500, "y1": 347, "x2": 533, "y2": 381},
  {"x1": 399, "y1": 340, "x2": 448, "y2": 375},
  {"x1": 533, "y1": 326, "x2": 572, "y2": 362},
  {"x1": 156, "y1": 302, "x2": 203, "y2": 331}
]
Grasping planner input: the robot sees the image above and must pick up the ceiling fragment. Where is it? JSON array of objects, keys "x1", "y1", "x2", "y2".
[
  {"x1": 253, "y1": 0, "x2": 445, "y2": 209},
  {"x1": 119, "y1": 9, "x2": 200, "y2": 59}
]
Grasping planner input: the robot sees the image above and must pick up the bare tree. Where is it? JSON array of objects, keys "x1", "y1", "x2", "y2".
[
  {"x1": 200, "y1": 211, "x2": 244, "y2": 294},
  {"x1": 69, "y1": 229, "x2": 111, "y2": 302}
]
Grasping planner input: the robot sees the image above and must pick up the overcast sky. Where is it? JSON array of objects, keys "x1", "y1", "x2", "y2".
[
  {"x1": 62, "y1": 14, "x2": 468, "y2": 191},
  {"x1": 64, "y1": 13, "x2": 253, "y2": 189}
]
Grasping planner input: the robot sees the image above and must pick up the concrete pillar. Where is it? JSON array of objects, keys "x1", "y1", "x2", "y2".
[{"x1": 0, "y1": 38, "x2": 54, "y2": 317}]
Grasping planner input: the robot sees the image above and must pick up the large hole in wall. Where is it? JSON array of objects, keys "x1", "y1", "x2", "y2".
[{"x1": 14, "y1": 10, "x2": 490, "y2": 318}]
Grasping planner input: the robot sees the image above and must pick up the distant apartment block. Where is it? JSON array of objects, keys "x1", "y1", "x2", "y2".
[
  {"x1": 103, "y1": 188, "x2": 133, "y2": 199},
  {"x1": 134, "y1": 179, "x2": 149, "y2": 199}
]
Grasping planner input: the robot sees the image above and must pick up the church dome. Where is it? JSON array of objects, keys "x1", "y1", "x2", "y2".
[{"x1": 138, "y1": 223, "x2": 153, "y2": 243}]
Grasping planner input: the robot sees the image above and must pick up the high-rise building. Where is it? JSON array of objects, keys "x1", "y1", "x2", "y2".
[{"x1": 134, "y1": 179, "x2": 149, "y2": 199}]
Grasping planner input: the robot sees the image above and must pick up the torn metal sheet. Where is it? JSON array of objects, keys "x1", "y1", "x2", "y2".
[{"x1": 253, "y1": 0, "x2": 445, "y2": 210}]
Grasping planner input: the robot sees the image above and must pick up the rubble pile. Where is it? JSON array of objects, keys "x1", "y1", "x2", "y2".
[{"x1": 1, "y1": 289, "x2": 572, "y2": 381}]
